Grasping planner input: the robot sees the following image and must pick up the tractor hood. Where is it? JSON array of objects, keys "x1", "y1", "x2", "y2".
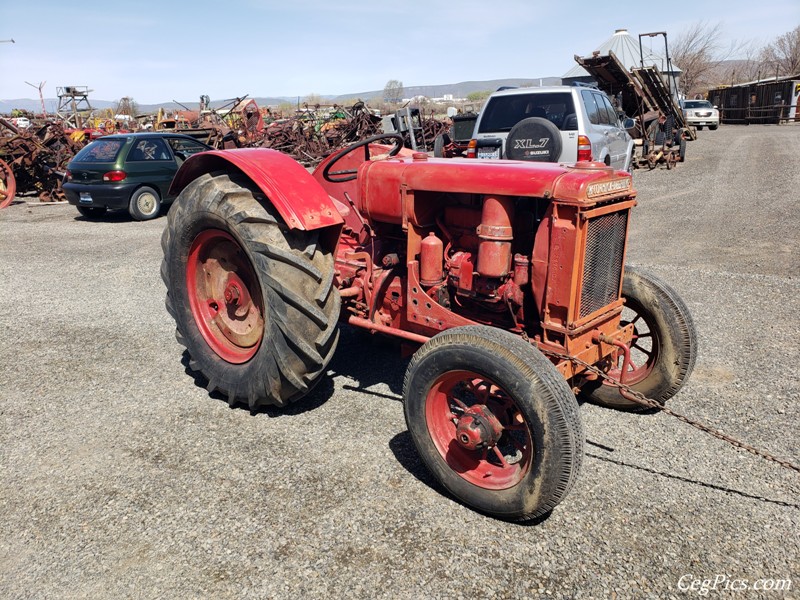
[{"x1": 358, "y1": 155, "x2": 636, "y2": 225}]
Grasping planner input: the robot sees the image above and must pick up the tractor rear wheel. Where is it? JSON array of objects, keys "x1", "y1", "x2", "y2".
[
  {"x1": 161, "y1": 172, "x2": 340, "y2": 408},
  {"x1": 0, "y1": 158, "x2": 16, "y2": 209},
  {"x1": 404, "y1": 326, "x2": 583, "y2": 521},
  {"x1": 583, "y1": 266, "x2": 697, "y2": 411}
]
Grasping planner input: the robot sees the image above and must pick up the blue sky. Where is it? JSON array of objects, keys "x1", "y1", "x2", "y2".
[{"x1": 1, "y1": 0, "x2": 797, "y2": 104}]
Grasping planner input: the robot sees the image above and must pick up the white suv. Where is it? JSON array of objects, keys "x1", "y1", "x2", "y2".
[
  {"x1": 467, "y1": 85, "x2": 635, "y2": 171},
  {"x1": 680, "y1": 100, "x2": 719, "y2": 131}
]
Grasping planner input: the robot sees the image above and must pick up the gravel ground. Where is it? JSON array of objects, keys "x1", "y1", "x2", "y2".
[{"x1": 1, "y1": 125, "x2": 798, "y2": 599}]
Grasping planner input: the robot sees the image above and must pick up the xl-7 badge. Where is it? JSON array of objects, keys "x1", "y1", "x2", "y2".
[{"x1": 514, "y1": 138, "x2": 549, "y2": 149}]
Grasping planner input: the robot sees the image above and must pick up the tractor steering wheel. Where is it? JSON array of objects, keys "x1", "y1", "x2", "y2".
[{"x1": 322, "y1": 133, "x2": 405, "y2": 183}]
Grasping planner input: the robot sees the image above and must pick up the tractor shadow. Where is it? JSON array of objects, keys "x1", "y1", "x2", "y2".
[
  {"x1": 181, "y1": 351, "x2": 334, "y2": 416},
  {"x1": 388, "y1": 430, "x2": 555, "y2": 526},
  {"x1": 326, "y1": 326, "x2": 410, "y2": 400},
  {"x1": 180, "y1": 325, "x2": 410, "y2": 416}
]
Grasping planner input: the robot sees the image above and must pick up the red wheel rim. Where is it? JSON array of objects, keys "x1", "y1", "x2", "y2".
[
  {"x1": 186, "y1": 229, "x2": 264, "y2": 363},
  {"x1": 0, "y1": 159, "x2": 17, "y2": 209},
  {"x1": 425, "y1": 370, "x2": 533, "y2": 490},
  {"x1": 605, "y1": 300, "x2": 658, "y2": 386}
]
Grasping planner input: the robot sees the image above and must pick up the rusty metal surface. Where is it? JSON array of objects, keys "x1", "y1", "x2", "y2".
[
  {"x1": 0, "y1": 97, "x2": 455, "y2": 207},
  {"x1": 0, "y1": 157, "x2": 16, "y2": 208},
  {"x1": 255, "y1": 103, "x2": 449, "y2": 167},
  {"x1": 256, "y1": 101, "x2": 384, "y2": 166},
  {"x1": 575, "y1": 51, "x2": 694, "y2": 169},
  {"x1": 0, "y1": 118, "x2": 85, "y2": 204}
]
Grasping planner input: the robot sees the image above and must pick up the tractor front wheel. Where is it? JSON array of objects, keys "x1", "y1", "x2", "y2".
[
  {"x1": 161, "y1": 172, "x2": 340, "y2": 408},
  {"x1": 404, "y1": 326, "x2": 584, "y2": 521},
  {"x1": 583, "y1": 266, "x2": 697, "y2": 411}
]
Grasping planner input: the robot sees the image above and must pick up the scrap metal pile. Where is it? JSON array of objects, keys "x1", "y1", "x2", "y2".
[
  {"x1": 256, "y1": 102, "x2": 382, "y2": 164},
  {"x1": 0, "y1": 118, "x2": 84, "y2": 207},
  {"x1": 575, "y1": 51, "x2": 693, "y2": 169},
  {"x1": 256, "y1": 102, "x2": 449, "y2": 166},
  {"x1": 0, "y1": 97, "x2": 452, "y2": 208}
]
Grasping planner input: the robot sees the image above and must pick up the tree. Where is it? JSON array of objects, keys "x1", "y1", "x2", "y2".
[
  {"x1": 383, "y1": 80, "x2": 404, "y2": 104},
  {"x1": 467, "y1": 90, "x2": 492, "y2": 103},
  {"x1": 277, "y1": 102, "x2": 294, "y2": 117},
  {"x1": 762, "y1": 25, "x2": 800, "y2": 76},
  {"x1": 671, "y1": 21, "x2": 733, "y2": 96},
  {"x1": 303, "y1": 93, "x2": 324, "y2": 107}
]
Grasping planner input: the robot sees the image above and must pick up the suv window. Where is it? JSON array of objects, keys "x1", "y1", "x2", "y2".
[
  {"x1": 478, "y1": 92, "x2": 576, "y2": 132},
  {"x1": 683, "y1": 100, "x2": 712, "y2": 109},
  {"x1": 598, "y1": 94, "x2": 619, "y2": 126},
  {"x1": 127, "y1": 138, "x2": 172, "y2": 161},
  {"x1": 581, "y1": 90, "x2": 601, "y2": 125}
]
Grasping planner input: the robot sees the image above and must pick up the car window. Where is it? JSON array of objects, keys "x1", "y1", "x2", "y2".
[
  {"x1": 478, "y1": 92, "x2": 575, "y2": 132},
  {"x1": 592, "y1": 93, "x2": 613, "y2": 125},
  {"x1": 683, "y1": 100, "x2": 712, "y2": 109},
  {"x1": 581, "y1": 90, "x2": 601, "y2": 125},
  {"x1": 599, "y1": 94, "x2": 619, "y2": 126},
  {"x1": 127, "y1": 138, "x2": 172, "y2": 162},
  {"x1": 73, "y1": 138, "x2": 126, "y2": 162},
  {"x1": 167, "y1": 138, "x2": 209, "y2": 156}
]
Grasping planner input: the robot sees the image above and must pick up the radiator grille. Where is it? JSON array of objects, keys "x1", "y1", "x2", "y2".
[{"x1": 580, "y1": 210, "x2": 628, "y2": 318}]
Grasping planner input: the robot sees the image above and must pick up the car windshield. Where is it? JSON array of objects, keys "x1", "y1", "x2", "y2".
[
  {"x1": 478, "y1": 92, "x2": 576, "y2": 132},
  {"x1": 73, "y1": 138, "x2": 126, "y2": 162},
  {"x1": 683, "y1": 101, "x2": 712, "y2": 109}
]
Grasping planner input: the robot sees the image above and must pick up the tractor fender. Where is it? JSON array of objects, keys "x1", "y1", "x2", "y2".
[{"x1": 169, "y1": 148, "x2": 344, "y2": 231}]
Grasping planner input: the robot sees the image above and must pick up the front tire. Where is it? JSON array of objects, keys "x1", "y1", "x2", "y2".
[
  {"x1": 161, "y1": 172, "x2": 340, "y2": 408},
  {"x1": 583, "y1": 267, "x2": 697, "y2": 411},
  {"x1": 404, "y1": 326, "x2": 583, "y2": 521},
  {"x1": 129, "y1": 186, "x2": 161, "y2": 220}
]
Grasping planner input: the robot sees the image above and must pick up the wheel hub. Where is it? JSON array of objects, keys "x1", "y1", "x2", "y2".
[
  {"x1": 223, "y1": 273, "x2": 251, "y2": 317},
  {"x1": 186, "y1": 229, "x2": 264, "y2": 363},
  {"x1": 455, "y1": 404, "x2": 504, "y2": 451}
]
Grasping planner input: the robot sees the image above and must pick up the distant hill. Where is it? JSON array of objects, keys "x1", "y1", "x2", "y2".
[
  {"x1": 0, "y1": 77, "x2": 562, "y2": 115},
  {"x1": 332, "y1": 78, "x2": 562, "y2": 102}
]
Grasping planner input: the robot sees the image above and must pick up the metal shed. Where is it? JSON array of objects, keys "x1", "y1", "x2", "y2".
[{"x1": 708, "y1": 76, "x2": 800, "y2": 124}]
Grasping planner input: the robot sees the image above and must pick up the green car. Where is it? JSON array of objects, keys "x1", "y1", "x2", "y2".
[{"x1": 63, "y1": 132, "x2": 211, "y2": 220}]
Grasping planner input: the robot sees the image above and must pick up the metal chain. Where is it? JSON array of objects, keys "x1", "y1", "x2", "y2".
[{"x1": 542, "y1": 349, "x2": 800, "y2": 475}]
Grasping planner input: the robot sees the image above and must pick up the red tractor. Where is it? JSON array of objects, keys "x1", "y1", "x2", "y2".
[{"x1": 161, "y1": 134, "x2": 696, "y2": 521}]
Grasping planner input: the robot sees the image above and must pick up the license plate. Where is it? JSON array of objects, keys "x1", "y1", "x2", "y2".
[
  {"x1": 477, "y1": 147, "x2": 500, "y2": 160},
  {"x1": 79, "y1": 192, "x2": 92, "y2": 204}
]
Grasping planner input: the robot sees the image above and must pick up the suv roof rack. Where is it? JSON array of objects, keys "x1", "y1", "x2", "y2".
[
  {"x1": 571, "y1": 81, "x2": 599, "y2": 89},
  {"x1": 496, "y1": 86, "x2": 518, "y2": 91}
]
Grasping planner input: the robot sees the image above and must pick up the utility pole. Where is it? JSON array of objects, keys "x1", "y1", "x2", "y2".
[{"x1": 26, "y1": 81, "x2": 47, "y2": 118}]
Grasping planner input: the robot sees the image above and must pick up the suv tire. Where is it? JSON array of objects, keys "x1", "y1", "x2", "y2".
[{"x1": 505, "y1": 117, "x2": 562, "y2": 162}]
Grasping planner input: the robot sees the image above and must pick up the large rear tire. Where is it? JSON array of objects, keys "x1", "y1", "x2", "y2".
[
  {"x1": 161, "y1": 172, "x2": 340, "y2": 408},
  {"x1": 582, "y1": 267, "x2": 697, "y2": 411},
  {"x1": 0, "y1": 158, "x2": 16, "y2": 209},
  {"x1": 404, "y1": 326, "x2": 583, "y2": 521}
]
